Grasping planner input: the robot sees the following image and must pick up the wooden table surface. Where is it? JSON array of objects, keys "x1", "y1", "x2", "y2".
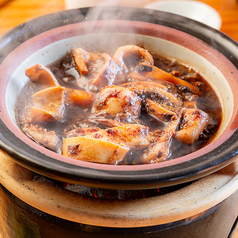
[{"x1": 0, "y1": 0, "x2": 238, "y2": 42}]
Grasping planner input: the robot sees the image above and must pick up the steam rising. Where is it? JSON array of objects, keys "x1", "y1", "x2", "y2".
[{"x1": 65, "y1": 0, "x2": 153, "y2": 9}]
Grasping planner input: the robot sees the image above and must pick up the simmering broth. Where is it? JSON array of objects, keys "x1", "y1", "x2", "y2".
[{"x1": 15, "y1": 45, "x2": 222, "y2": 165}]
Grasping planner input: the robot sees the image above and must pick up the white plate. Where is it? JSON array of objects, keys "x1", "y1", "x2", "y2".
[{"x1": 145, "y1": 0, "x2": 222, "y2": 29}]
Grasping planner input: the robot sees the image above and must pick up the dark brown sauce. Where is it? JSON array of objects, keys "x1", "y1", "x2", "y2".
[{"x1": 15, "y1": 50, "x2": 222, "y2": 164}]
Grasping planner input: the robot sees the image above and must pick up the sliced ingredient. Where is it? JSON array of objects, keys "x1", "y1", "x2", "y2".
[
  {"x1": 145, "y1": 98, "x2": 176, "y2": 122},
  {"x1": 23, "y1": 124, "x2": 59, "y2": 150},
  {"x1": 89, "y1": 118, "x2": 126, "y2": 128},
  {"x1": 25, "y1": 64, "x2": 59, "y2": 88},
  {"x1": 93, "y1": 85, "x2": 141, "y2": 121},
  {"x1": 142, "y1": 110, "x2": 182, "y2": 163},
  {"x1": 122, "y1": 81, "x2": 182, "y2": 107},
  {"x1": 85, "y1": 124, "x2": 150, "y2": 149},
  {"x1": 130, "y1": 63, "x2": 201, "y2": 95},
  {"x1": 64, "y1": 127, "x2": 101, "y2": 138},
  {"x1": 31, "y1": 86, "x2": 65, "y2": 123},
  {"x1": 63, "y1": 137, "x2": 129, "y2": 164},
  {"x1": 113, "y1": 45, "x2": 154, "y2": 74},
  {"x1": 65, "y1": 88, "x2": 95, "y2": 108},
  {"x1": 73, "y1": 48, "x2": 119, "y2": 90},
  {"x1": 175, "y1": 108, "x2": 209, "y2": 144}
]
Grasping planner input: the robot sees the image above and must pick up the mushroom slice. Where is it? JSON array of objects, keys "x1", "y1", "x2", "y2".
[
  {"x1": 25, "y1": 64, "x2": 59, "y2": 87},
  {"x1": 142, "y1": 111, "x2": 183, "y2": 163},
  {"x1": 23, "y1": 124, "x2": 59, "y2": 151},
  {"x1": 130, "y1": 63, "x2": 201, "y2": 95},
  {"x1": 93, "y1": 85, "x2": 141, "y2": 121},
  {"x1": 65, "y1": 88, "x2": 95, "y2": 108},
  {"x1": 73, "y1": 48, "x2": 119, "y2": 90},
  {"x1": 145, "y1": 99, "x2": 176, "y2": 122},
  {"x1": 63, "y1": 137, "x2": 129, "y2": 164},
  {"x1": 31, "y1": 86, "x2": 65, "y2": 123},
  {"x1": 113, "y1": 45, "x2": 154, "y2": 74},
  {"x1": 175, "y1": 108, "x2": 209, "y2": 144},
  {"x1": 86, "y1": 124, "x2": 150, "y2": 149},
  {"x1": 122, "y1": 81, "x2": 182, "y2": 107}
]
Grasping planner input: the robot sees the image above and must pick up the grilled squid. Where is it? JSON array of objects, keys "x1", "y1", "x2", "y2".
[
  {"x1": 175, "y1": 108, "x2": 209, "y2": 144},
  {"x1": 63, "y1": 124, "x2": 150, "y2": 164},
  {"x1": 92, "y1": 85, "x2": 141, "y2": 121},
  {"x1": 142, "y1": 110, "x2": 183, "y2": 163},
  {"x1": 113, "y1": 45, "x2": 154, "y2": 74},
  {"x1": 25, "y1": 64, "x2": 59, "y2": 88},
  {"x1": 122, "y1": 81, "x2": 182, "y2": 107},
  {"x1": 73, "y1": 48, "x2": 119, "y2": 91},
  {"x1": 129, "y1": 63, "x2": 201, "y2": 95},
  {"x1": 145, "y1": 98, "x2": 177, "y2": 123}
]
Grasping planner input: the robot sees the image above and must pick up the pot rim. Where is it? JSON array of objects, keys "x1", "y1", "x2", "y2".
[{"x1": 1, "y1": 6, "x2": 238, "y2": 189}]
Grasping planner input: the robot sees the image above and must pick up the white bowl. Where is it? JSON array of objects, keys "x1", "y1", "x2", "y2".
[{"x1": 145, "y1": 0, "x2": 222, "y2": 29}]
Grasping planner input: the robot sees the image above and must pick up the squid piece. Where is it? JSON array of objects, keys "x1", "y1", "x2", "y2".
[
  {"x1": 25, "y1": 64, "x2": 59, "y2": 88},
  {"x1": 73, "y1": 48, "x2": 119, "y2": 90},
  {"x1": 89, "y1": 118, "x2": 126, "y2": 128},
  {"x1": 183, "y1": 100, "x2": 198, "y2": 109},
  {"x1": 63, "y1": 136, "x2": 129, "y2": 164},
  {"x1": 73, "y1": 48, "x2": 92, "y2": 76},
  {"x1": 85, "y1": 124, "x2": 150, "y2": 149},
  {"x1": 122, "y1": 79, "x2": 169, "y2": 90},
  {"x1": 130, "y1": 63, "x2": 201, "y2": 95},
  {"x1": 122, "y1": 81, "x2": 182, "y2": 107},
  {"x1": 113, "y1": 45, "x2": 154, "y2": 74},
  {"x1": 142, "y1": 111, "x2": 183, "y2": 163},
  {"x1": 64, "y1": 127, "x2": 101, "y2": 138},
  {"x1": 175, "y1": 108, "x2": 209, "y2": 144},
  {"x1": 93, "y1": 85, "x2": 141, "y2": 121},
  {"x1": 145, "y1": 99, "x2": 176, "y2": 122},
  {"x1": 23, "y1": 124, "x2": 59, "y2": 151},
  {"x1": 31, "y1": 86, "x2": 65, "y2": 123},
  {"x1": 65, "y1": 88, "x2": 95, "y2": 108}
]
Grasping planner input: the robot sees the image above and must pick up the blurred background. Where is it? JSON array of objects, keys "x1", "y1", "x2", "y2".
[{"x1": 0, "y1": 0, "x2": 238, "y2": 41}]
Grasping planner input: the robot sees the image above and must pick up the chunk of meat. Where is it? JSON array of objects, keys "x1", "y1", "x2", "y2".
[
  {"x1": 86, "y1": 124, "x2": 150, "y2": 149},
  {"x1": 23, "y1": 124, "x2": 59, "y2": 150},
  {"x1": 31, "y1": 86, "x2": 65, "y2": 123},
  {"x1": 175, "y1": 108, "x2": 209, "y2": 144},
  {"x1": 145, "y1": 99, "x2": 176, "y2": 122},
  {"x1": 63, "y1": 137, "x2": 129, "y2": 164},
  {"x1": 25, "y1": 64, "x2": 59, "y2": 88},
  {"x1": 142, "y1": 111, "x2": 183, "y2": 163},
  {"x1": 113, "y1": 45, "x2": 154, "y2": 74},
  {"x1": 122, "y1": 81, "x2": 182, "y2": 107},
  {"x1": 73, "y1": 48, "x2": 119, "y2": 91},
  {"x1": 93, "y1": 85, "x2": 141, "y2": 121},
  {"x1": 130, "y1": 63, "x2": 201, "y2": 95},
  {"x1": 65, "y1": 88, "x2": 95, "y2": 108}
]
